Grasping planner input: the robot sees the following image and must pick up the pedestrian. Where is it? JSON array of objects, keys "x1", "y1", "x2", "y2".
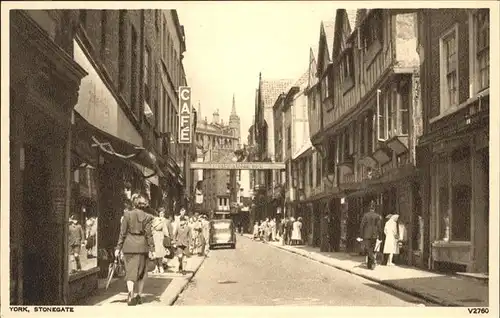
[
  {"x1": 199, "y1": 215, "x2": 210, "y2": 256},
  {"x1": 291, "y1": 217, "x2": 303, "y2": 245},
  {"x1": 359, "y1": 201, "x2": 383, "y2": 270},
  {"x1": 173, "y1": 216, "x2": 192, "y2": 274},
  {"x1": 192, "y1": 215, "x2": 204, "y2": 255},
  {"x1": 270, "y1": 218, "x2": 277, "y2": 241},
  {"x1": 253, "y1": 221, "x2": 259, "y2": 240},
  {"x1": 286, "y1": 217, "x2": 294, "y2": 245},
  {"x1": 115, "y1": 194, "x2": 155, "y2": 306},
  {"x1": 383, "y1": 214, "x2": 400, "y2": 266},
  {"x1": 68, "y1": 215, "x2": 85, "y2": 273},
  {"x1": 85, "y1": 216, "x2": 98, "y2": 259},
  {"x1": 151, "y1": 207, "x2": 169, "y2": 274}
]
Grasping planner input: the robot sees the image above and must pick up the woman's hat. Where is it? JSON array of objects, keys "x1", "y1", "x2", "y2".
[{"x1": 386, "y1": 214, "x2": 393, "y2": 219}]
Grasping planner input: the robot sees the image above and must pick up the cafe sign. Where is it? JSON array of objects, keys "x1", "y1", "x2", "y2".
[{"x1": 178, "y1": 86, "x2": 192, "y2": 144}]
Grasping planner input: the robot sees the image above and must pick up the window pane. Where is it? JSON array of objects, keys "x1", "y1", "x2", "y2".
[
  {"x1": 447, "y1": 72, "x2": 458, "y2": 105},
  {"x1": 451, "y1": 147, "x2": 471, "y2": 241},
  {"x1": 437, "y1": 157, "x2": 450, "y2": 241},
  {"x1": 400, "y1": 84, "x2": 410, "y2": 135}
]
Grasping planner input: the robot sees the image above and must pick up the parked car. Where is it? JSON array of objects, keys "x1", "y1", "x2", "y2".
[{"x1": 209, "y1": 219, "x2": 236, "y2": 249}]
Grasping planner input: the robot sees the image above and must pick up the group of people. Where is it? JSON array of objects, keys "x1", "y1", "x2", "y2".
[
  {"x1": 115, "y1": 192, "x2": 210, "y2": 306},
  {"x1": 359, "y1": 201, "x2": 407, "y2": 270},
  {"x1": 253, "y1": 216, "x2": 304, "y2": 245}
]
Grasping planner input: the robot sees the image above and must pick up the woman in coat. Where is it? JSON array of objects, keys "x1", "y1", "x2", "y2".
[
  {"x1": 115, "y1": 195, "x2": 155, "y2": 306},
  {"x1": 151, "y1": 207, "x2": 169, "y2": 274},
  {"x1": 383, "y1": 214, "x2": 400, "y2": 266},
  {"x1": 291, "y1": 217, "x2": 302, "y2": 245}
]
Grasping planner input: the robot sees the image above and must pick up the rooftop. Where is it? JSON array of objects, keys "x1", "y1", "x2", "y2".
[{"x1": 260, "y1": 79, "x2": 294, "y2": 109}]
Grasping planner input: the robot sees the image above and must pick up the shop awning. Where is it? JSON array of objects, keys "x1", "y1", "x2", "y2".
[{"x1": 73, "y1": 112, "x2": 164, "y2": 178}]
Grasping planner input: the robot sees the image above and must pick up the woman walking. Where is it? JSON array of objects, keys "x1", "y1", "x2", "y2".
[
  {"x1": 115, "y1": 195, "x2": 155, "y2": 306},
  {"x1": 383, "y1": 214, "x2": 400, "y2": 266},
  {"x1": 151, "y1": 207, "x2": 169, "y2": 274},
  {"x1": 291, "y1": 217, "x2": 303, "y2": 245}
]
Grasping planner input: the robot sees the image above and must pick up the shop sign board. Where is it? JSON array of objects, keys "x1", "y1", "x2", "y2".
[
  {"x1": 178, "y1": 86, "x2": 192, "y2": 144},
  {"x1": 189, "y1": 162, "x2": 286, "y2": 170}
]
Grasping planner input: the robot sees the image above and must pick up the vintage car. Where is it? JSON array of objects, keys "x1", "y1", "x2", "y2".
[{"x1": 209, "y1": 219, "x2": 236, "y2": 249}]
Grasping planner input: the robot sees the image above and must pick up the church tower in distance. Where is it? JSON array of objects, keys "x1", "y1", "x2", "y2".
[{"x1": 229, "y1": 93, "x2": 241, "y2": 148}]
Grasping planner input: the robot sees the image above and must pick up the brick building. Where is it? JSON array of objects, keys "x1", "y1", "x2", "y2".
[
  {"x1": 9, "y1": 9, "x2": 193, "y2": 305},
  {"x1": 416, "y1": 9, "x2": 489, "y2": 273}
]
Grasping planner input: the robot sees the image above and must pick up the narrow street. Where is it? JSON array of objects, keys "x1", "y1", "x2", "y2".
[{"x1": 175, "y1": 236, "x2": 430, "y2": 306}]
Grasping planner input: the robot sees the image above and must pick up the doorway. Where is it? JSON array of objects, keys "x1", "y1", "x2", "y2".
[{"x1": 22, "y1": 144, "x2": 53, "y2": 304}]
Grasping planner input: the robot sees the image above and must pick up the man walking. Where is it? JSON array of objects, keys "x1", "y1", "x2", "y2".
[{"x1": 359, "y1": 201, "x2": 383, "y2": 270}]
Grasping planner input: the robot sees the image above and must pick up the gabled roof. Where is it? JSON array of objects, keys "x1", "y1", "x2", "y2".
[
  {"x1": 323, "y1": 20, "x2": 335, "y2": 57},
  {"x1": 260, "y1": 79, "x2": 294, "y2": 109},
  {"x1": 308, "y1": 47, "x2": 319, "y2": 87},
  {"x1": 317, "y1": 19, "x2": 336, "y2": 73},
  {"x1": 332, "y1": 9, "x2": 359, "y2": 59},
  {"x1": 290, "y1": 70, "x2": 309, "y2": 89},
  {"x1": 346, "y1": 9, "x2": 357, "y2": 35},
  {"x1": 355, "y1": 9, "x2": 373, "y2": 28}
]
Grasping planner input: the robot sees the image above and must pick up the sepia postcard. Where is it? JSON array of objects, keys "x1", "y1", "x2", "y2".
[{"x1": 1, "y1": 1, "x2": 498, "y2": 317}]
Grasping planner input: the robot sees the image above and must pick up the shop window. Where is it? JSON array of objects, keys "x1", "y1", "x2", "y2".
[
  {"x1": 69, "y1": 158, "x2": 98, "y2": 276},
  {"x1": 435, "y1": 147, "x2": 471, "y2": 242},
  {"x1": 450, "y1": 147, "x2": 471, "y2": 241}
]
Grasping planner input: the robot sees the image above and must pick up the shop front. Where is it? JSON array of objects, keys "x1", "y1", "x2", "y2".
[
  {"x1": 419, "y1": 94, "x2": 489, "y2": 274},
  {"x1": 9, "y1": 11, "x2": 88, "y2": 305}
]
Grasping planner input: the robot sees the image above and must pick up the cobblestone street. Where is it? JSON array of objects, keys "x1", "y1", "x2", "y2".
[{"x1": 175, "y1": 236, "x2": 430, "y2": 306}]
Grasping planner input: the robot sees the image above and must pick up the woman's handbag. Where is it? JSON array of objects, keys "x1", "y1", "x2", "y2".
[
  {"x1": 163, "y1": 235, "x2": 172, "y2": 248},
  {"x1": 115, "y1": 257, "x2": 126, "y2": 277},
  {"x1": 164, "y1": 246, "x2": 175, "y2": 259}
]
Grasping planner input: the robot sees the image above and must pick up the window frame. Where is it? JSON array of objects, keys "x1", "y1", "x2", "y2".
[
  {"x1": 376, "y1": 82, "x2": 410, "y2": 140},
  {"x1": 438, "y1": 24, "x2": 459, "y2": 116},
  {"x1": 315, "y1": 154, "x2": 322, "y2": 187},
  {"x1": 432, "y1": 147, "x2": 472, "y2": 243},
  {"x1": 468, "y1": 9, "x2": 490, "y2": 95}
]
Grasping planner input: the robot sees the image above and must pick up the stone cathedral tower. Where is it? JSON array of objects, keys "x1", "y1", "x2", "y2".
[{"x1": 229, "y1": 93, "x2": 241, "y2": 147}]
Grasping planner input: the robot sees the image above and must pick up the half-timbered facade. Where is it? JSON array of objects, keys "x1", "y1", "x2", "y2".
[
  {"x1": 304, "y1": 19, "x2": 341, "y2": 252},
  {"x1": 317, "y1": 9, "x2": 422, "y2": 261},
  {"x1": 416, "y1": 9, "x2": 489, "y2": 274}
]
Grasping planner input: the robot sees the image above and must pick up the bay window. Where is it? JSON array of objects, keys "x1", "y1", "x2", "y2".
[
  {"x1": 399, "y1": 82, "x2": 410, "y2": 135},
  {"x1": 433, "y1": 147, "x2": 472, "y2": 242},
  {"x1": 439, "y1": 25, "x2": 459, "y2": 113},
  {"x1": 376, "y1": 83, "x2": 410, "y2": 139}
]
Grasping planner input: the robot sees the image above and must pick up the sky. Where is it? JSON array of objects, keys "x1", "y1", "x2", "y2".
[{"x1": 176, "y1": 1, "x2": 340, "y2": 144}]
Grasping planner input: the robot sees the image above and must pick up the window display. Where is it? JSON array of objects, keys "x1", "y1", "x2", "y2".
[
  {"x1": 69, "y1": 157, "x2": 99, "y2": 275},
  {"x1": 433, "y1": 147, "x2": 472, "y2": 242}
]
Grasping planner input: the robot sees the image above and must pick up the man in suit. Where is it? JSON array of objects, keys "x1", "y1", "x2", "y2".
[{"x1": 359, "y1": 201, "x2": 383, "y2": 270}]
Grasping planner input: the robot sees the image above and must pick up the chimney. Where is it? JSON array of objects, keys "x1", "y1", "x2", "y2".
[{"x1": 212, "y1": 109, "x2": 220, "y2": 124}]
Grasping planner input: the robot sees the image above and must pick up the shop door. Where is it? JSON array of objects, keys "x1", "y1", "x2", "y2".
[{"x1": 22, "y1": 144, "x2": 53, "y2": 304}]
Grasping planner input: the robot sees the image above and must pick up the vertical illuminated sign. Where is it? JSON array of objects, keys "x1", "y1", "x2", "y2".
[{"x1": 178, "y1": 86, "x2": 192, "y2": 144}]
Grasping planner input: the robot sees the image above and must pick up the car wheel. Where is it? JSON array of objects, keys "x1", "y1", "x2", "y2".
[
  {"x1": 209, "y1": 245, "x2": 213, "y2": 250},
  {"x1": 230, "y1": 244, "x2": 236, "y2": 249}
]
